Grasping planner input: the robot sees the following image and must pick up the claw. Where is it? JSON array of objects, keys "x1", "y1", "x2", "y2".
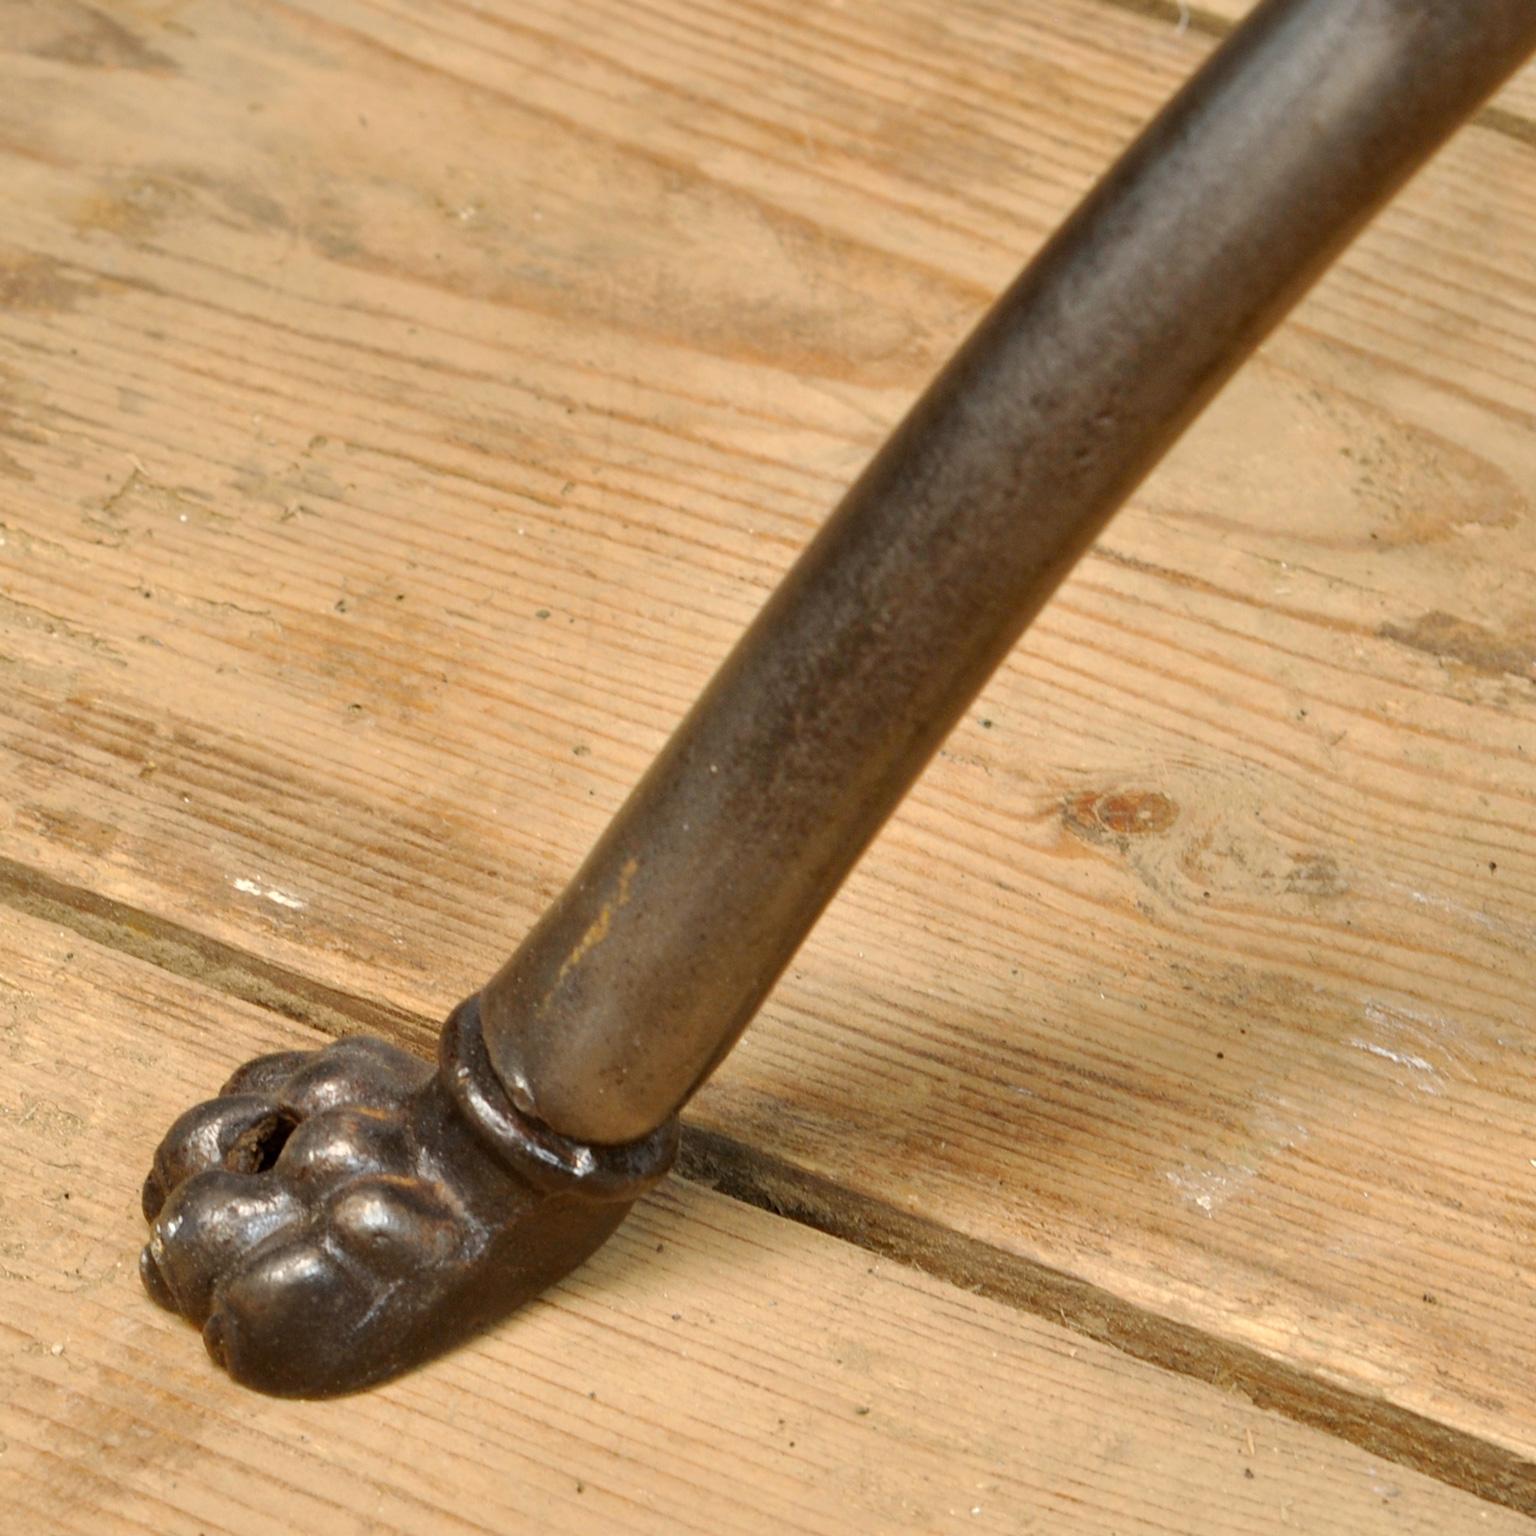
[{"x1": 139, "y1": 1242, "x2": 177, "y2": 1310}]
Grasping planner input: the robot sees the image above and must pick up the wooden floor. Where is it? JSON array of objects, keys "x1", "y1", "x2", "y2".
[{"x1": 2, "y1": 0, "x2": 1534, "y2": 1529}]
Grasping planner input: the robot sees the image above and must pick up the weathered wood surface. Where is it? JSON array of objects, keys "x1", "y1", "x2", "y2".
[
  {"x1": 1, "y1": 0, "x2": 1534, "y2": 1508},
  {"x1": 10, "y1": 906, "x2": 1515, "y2": 1535}
]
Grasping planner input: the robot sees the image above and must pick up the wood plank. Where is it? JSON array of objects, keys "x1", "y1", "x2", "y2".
[
  {"x1": 9, "y1": 907, "x2": 1519, "y2": 1535},
  {"x1": 2, "y1": 0, "x2": 1535, "y2": 1494}
]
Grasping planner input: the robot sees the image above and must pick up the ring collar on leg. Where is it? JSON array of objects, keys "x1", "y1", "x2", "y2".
[{"x1": 440, "y1": 995, "x2": 679, "y2": 1202}]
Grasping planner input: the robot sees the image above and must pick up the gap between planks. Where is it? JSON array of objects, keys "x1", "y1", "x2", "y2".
[
  {"x1": 2, "y1": 849, "x2": 1531, "y2": 1518},
  {"x1": 11, "y1": 903, "x2": 1524, "y2": 1536}
]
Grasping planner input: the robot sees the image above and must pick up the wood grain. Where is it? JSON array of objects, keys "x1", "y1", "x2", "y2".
[
  {"x1": 0, "y1": 0, "x2": 1534, "y2": 1503},
  {"x1": 9, "y1": 906, "x2": 1518, "y2": 1535}
]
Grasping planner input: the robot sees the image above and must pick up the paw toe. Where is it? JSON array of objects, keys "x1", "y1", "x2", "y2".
[
  {"x1": 150, "y1": 1169, "x2": 306, "y2": 1323},
  {"x1": 326, "y1": 1174, "x2": 462, "y2": 1273},
  {"x1": 276, "y1": 1038, "x2": 432, "y2": 1115},
  {"x1": 273, "y1": 1104, "x2": 409, "y2": 1183},
  {"x1": 221, "y1": 1050, "x2": 312, "y2": 1097},
  {"x1": 144, "y1": 1093, "x2": 298, "y2": 1220},
  {"x1": 205, "y1": 1239, "x2": 375, "y2": 1396}
]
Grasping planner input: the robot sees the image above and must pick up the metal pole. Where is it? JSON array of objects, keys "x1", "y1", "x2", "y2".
[
  {"x1": 139, "y1": 0, "x2": 1536, "y2": 1400},
  {"x1": 481, "y1": 0, "x2": 1536, "y2": 1146}
]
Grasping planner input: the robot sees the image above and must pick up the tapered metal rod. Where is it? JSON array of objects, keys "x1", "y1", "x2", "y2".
[
  {"x1": 483, "y1": 0, "x2": 1536, "y2": 1145},
  {"x1": 136, "y1": 0, "x2": 1536, "y2": 1400}
]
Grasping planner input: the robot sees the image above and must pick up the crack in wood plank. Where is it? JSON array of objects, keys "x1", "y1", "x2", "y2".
[{"x1": 0, "y1": 853, "x2": 427, "y2": 1052}]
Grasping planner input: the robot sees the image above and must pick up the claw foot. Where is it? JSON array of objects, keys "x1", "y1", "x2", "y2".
[{"x1": 140, "y1": 998, "x2": 678, "y2": 1396}]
